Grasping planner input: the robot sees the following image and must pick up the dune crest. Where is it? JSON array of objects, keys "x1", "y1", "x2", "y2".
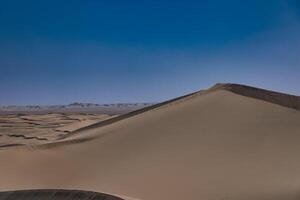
[
  {"x1": 210, "y1": 83, "x2": 300, "y2": 110},
  {"x1": 57, "y1": 83, "x2": 300, "y2": 141}
]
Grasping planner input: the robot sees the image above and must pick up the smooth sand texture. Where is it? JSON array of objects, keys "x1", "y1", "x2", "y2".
[{"x1": 0, "y1": 84, "x2": 300, "y2": 200}]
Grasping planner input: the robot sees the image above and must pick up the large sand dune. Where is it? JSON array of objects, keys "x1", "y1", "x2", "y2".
[{"x1": 0, "y1": 83, "x2": 300, "y2": 200}]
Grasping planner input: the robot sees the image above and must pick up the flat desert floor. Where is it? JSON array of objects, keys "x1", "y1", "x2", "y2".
[
  {"x1": 0, "y1": 113, "x2": 113, "y2": 147},
  {"x1": 0, "y1": 83, "x2": 300, "y2": 200}
]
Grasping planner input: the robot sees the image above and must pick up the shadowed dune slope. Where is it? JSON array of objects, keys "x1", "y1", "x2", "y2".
[
  {"x1": 0, "y1": 83, "x2": 300, "y2": 200},
  {"x1": 0, "y1": 190, "x2": 123, "y2": 200},
  {"x1": 211, "y1": 83, "x2": 300, "y2": 110}
]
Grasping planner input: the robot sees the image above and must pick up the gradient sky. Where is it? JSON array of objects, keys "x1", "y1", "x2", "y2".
[{"x1": 0, "y1": 0, "x2": 299, "y2": 105}]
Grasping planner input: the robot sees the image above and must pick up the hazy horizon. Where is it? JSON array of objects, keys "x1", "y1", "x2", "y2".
[
  {"x1": 0, "y1": 82, "x2": 299, "y2": 106},
  {"x1": 1, "y1": 0, "x2": 300, "y2": 105}
]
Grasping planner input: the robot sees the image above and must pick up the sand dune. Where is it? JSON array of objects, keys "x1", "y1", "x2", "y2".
[
  {"x1": 0, "y1": 83, "x2": 300, "y2": 200},
  {"x1": 211, "y1": 83, "x2": 300, "y2": 110}
]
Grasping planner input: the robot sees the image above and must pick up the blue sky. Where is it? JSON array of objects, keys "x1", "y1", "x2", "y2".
[{"x1": 0, "y1": 0, "x2": 299, "y2": 105}]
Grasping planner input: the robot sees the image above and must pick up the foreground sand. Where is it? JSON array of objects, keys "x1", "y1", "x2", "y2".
[{"x1": 0, "y1": 83, "x2": 300, "y2": 200}]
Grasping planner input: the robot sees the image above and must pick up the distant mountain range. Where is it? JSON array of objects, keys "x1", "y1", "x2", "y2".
[{"x1": 0, "y1": 102, "x2": 155, "y2": 115}]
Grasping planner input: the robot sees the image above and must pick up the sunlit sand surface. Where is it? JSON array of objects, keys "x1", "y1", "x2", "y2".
[{"x1": 0, "y1": 83, "x2": 300, "y2": 200}]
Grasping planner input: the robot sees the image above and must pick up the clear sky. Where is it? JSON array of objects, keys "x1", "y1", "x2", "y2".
[{"x1": 0, "y1": 0, "x2": 299, "y2": 105}]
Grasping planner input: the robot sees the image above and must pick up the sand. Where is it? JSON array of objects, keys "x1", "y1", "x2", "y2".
[
  {"x1": 0, "y1": 113, "x2": 113, "y2": 147},
  {"x1": 0, "y1": 83, "x2": 300, "y2": 200}
]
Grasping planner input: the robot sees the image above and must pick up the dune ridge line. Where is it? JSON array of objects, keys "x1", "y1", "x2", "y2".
[{"x1": 64, "y1": 83, "x2": 300, "y2": 136}]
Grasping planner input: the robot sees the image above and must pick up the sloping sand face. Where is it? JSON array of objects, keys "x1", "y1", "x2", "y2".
[
  {"x1": 0, "y1": 189, "x2": 123, "y2": 200},
  {"x1": 0, "y1": 84, "x2": 300, "y2": 200}
]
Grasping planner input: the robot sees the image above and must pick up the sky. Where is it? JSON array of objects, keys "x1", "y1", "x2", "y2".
[{"x1": 0, "y1": 0, "x2": 299, "y2": 105}]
